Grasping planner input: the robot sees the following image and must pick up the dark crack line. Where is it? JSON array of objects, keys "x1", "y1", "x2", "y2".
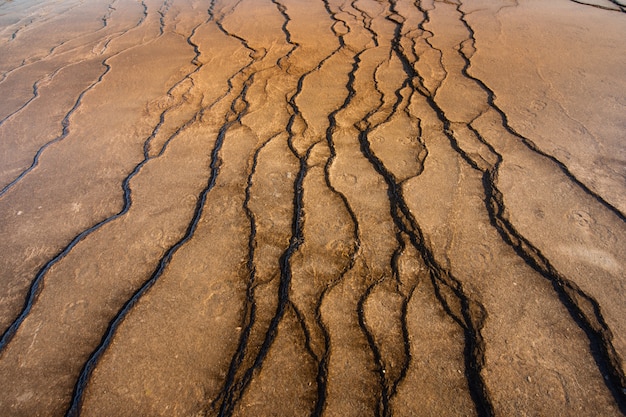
[
  {"x1": 415, "y1": 0, "x2": 626, "y2": 410},
  {"x1": 569, "y1": 0, "x2": 626, "y2": 12},
  {"x1": 138, "y1": 0, "x2": 148, "y2": 27},
  {"x1": 0, "y1": 56, "x2": 111, "y2": 198},
  {"x1": 48, "y1": 0, "x2": 145, "y2": 63},
  {"x1": 289, "y1": 300, "x2": 319, "y2": 365},
  {"x1": 2, "y1": 0, "x2": 85, "y2": 44},
  {"x1": 467, "y1": 122, "x2": 626, "y2": 412},
  {"x1": 287, "y1": 60, "x2": 354, "y2": 417},
  {"x1": 451, "y1": 1, "x2": 626, "y2": 407},
  {"x1": 0, "y1": 75, "x2": 44, "y2": 127},
  {"x1": 213, "y1": 2, "x2": 365, "y2": 413},
  {"x1": 273, "y1": 4, "x2": 360, "y2": 415},
  {"x1": 454, "y1": 1, "x2": 626, "y2": 223},
  {"x1": 0, "y1": 12, "x2": 211, "y2": 347},
  {"x1": 210, "y1": 2, "x2": 362, "y2": 413},
  {"x1": 206, "y1": 1, "x2": 309, "y2": 412},
  {"x1": 412, "y1": 0, "x2": 446, "y2": 97},
  {"x1": 101, "y1": 0, "x2": 119, "y2": 28},
  {"x1": 608, "y1": 0, "x2": 626, "y2": 11},
  {"x1": 64, "y1": 2, "x2": 264, "y2": 413},
  {"x1": 287, "y1": 298, "x2": 327, "y2": 398},
  {"x1": 208, "y1": 131, "x2": 277, "y2": 417},
  {"x1": 322, "y1": 0, "x2": 348, "y2": 49},
  {"x1": 158, "y1": 0, "x2": 174, "y2": 35},
  {"x1": 310, "y1": 210, "x2": 361, "y2": 417},
  {"x1": 31, "y1": 0, "x2": 149, "y2": 69},
  {"x1": 270, "y1": 0, "x2": 299, "y2": 68},
  {"x1": 309, "y1": 3, "x2": 374, "y2": 414},
  {"x1": 358, "y1": 276, "x2": 390, "y2": 417},
  {"x1": 320, "y1": 2, "x2": 425, "y2": 414},
  {"x1": 211, "y1": 4, "x2": 354, "y2": 411},
  {"x1": 211, "y1": 0, "x2": 256, "y2": 59},
  {"x1": 215, "y1": 140, "x2": 314, "y2": 417},
  {"x1": 356, "y1": 2, "x2": 497, "y2": 416},
  {"x1": 316, "y1": 55, "x2": 366, "y2": 417},
  {"x1": 340, "y1": 49, "x2": 405, "y2": 417},
  {"x1": 144, "y1": 19, "x2": 209, "y2": 156},
  {"x1": 392, "y1": 238, "x2": 418, "y2": 402},
  {"x1": 360, "y1": 73, "x2": 451, "y2": 416},
  {"x1": 295, "y1": 60, "x2": 361, "y2": 417},
  {"x1": 0, "y1": 67, "x2": 116, "y2": 349},
  {"x1": 0, "y1": 13, "x2": 122, "y2": 127},
  {"x1": 357, "y1": 119, "x2": 494, "y2": 417},
  {"x1": 199, "y1": 0, "x2": 258, "y2": 121},
  {"x1": 351, "y1": 0, "x2": 380, "y2": 47},
  {"x1": 64, "y1": 68, "x2": 257, "y2": 417},
  {"x1": 325, "y1": 2, "x2": 458, "y2": 413},
  {"x1": 0, "y1": 5, "x2": 251, "y2": 411},
  {"x1": 385, "y1": 231, "x2": 416, "y2": 404},
  {"x1": 0, "y1": 0, "x2": 181, "y2": 196}
]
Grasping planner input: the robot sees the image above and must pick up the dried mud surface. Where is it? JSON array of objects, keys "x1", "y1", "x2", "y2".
[{"x1": 0, "y1": 0, "x2": 625, "y2": 416}]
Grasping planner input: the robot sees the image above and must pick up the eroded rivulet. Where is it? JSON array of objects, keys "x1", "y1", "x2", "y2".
[{"x1": 0, "y1": 0, "x2": 624, "y2": 415}]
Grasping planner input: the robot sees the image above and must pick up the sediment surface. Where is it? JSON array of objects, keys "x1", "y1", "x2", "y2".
[{"x1": 0, "y1": 0, "x2": 625, "y2": 415}]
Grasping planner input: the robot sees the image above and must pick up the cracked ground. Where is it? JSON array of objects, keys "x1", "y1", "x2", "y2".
[{"x1": 0, "y1": 0, "x2": 625, "y2": 416}]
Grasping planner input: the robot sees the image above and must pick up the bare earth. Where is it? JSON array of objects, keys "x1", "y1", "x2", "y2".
[{"x1": 0, "y1": 0, "x2": 625, "y2": 416}]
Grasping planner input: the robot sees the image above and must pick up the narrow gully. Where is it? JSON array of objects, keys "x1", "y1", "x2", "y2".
[
  {"x1": 0, "y1": 0, "x2": 180, "y2": 197},
  {"x1": 377, "y1": 1, "x2": 496, "y2": 415},
  {"x1": 65, "y1": 66, "x2": 257, "y2": 417},
  {"x1": 416, "y1": 0, "x2": 625, "y2": 410},
  {"x1": 468, "y1": 121, "x2": 626, "y2": 411},
  {"x1": 454, "y1": 1, "x2": 626, "y2": 223},
  {"x1": 453, "y1": 1, "x2": 626, "y2": 407},
  {"x1": 0, "y1": 10, "x2": 210, "y2": 351}
]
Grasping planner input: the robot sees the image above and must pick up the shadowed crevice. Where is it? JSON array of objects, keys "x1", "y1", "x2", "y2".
[
  {"x1": 454, "y1": 1, "x2": 626, "y2": 223},
  {"x1": 379, "y1": 1, "x2": 496, "y2": 415},
  {"x1": 0, "y1": 10, "x2": 213, "y2": 352},
  {"x1": 64, "y1": 66, "x2": 257, "y2": 417}
]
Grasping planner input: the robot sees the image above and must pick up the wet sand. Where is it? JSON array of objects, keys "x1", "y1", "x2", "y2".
[{"x1": 0, "y1": 0, "x2": 625, "y2": 415}]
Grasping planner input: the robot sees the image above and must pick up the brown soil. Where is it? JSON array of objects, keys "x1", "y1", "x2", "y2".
[{"x1": 0, "y1": 0, "x2": 624, "y2": 416}]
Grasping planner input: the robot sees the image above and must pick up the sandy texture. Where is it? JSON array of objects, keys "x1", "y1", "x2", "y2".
[{"x1": 0, "y1": 0, "x2": 624, "y2": 416}]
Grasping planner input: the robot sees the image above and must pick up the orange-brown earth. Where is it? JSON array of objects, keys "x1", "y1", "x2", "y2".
[{"x1": 0, "y1": 0, "x2": 625, "y2": 416}]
